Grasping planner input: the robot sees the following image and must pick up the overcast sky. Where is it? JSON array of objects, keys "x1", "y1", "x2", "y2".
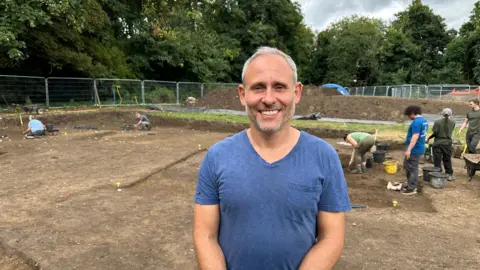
[{"x1": 296, "y1": 0, "x2": 477, "y2": 31}]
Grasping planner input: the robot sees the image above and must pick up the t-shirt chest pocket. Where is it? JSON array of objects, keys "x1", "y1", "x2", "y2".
[{"x1": 285, "y1": 181, "x2": 322, "y2": 224}]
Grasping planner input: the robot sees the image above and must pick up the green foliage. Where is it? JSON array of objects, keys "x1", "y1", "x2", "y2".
[
  {"x1": 4, "y1": 0, "x2": 480, "y2": 87},
  {"x1": 145, "y1": 88, "x2": 176, "y2": 104}
]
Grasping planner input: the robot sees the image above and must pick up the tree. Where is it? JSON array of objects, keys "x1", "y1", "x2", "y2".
[
  {"x1": 389, "y1": 0, "x2": 452, "y2": 83},
  {"x1": 309, "y1": 16, "x2": 385, "y2": 86},
  {"x1": 205, "y1": 0, "x2": 314, "y2": 82}
]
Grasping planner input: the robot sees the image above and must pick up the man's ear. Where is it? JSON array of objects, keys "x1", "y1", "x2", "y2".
[
  {"x1": 238, "y1": 84, "x2": 246, "y2": 107},
  {"x1": 294, "y1": 82, "x2": 303, "y2": 104}
]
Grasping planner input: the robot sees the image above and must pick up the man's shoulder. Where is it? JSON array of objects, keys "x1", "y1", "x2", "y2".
[
  {"x1": 298, "y1": 130, "x2": 337, "y2": 155},
  {"x1": 414, "y1": 116, "x2": 427, "y2": 125},
  {"x1": 434, "y1": 118, "x2": 444, "y2": 124},
  {"x1": 207, "y1": 130, "x2": 247, "y2": 155}
]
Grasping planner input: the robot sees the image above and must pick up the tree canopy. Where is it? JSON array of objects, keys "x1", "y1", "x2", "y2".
[{"x1": 2, "y1": 0, "x2": 480, "y2": 86}]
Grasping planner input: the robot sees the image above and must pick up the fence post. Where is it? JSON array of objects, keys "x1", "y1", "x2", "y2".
[
  {"x1": 409, "y1": 85, "x2": 412, "y2": 99},
  {"x1": 372, "y1": 86, "x2": 376, "y2": 96},
  {"x1": 385, "y1": 86, "x2": 389, "y2": 96},
  {"x1": 201, "y1": 83, "x2": 205, "y2": 97},
  {"x1": 141, "y1": 80, "x2": 145, "y2": 105},
  {"x1": 45, "y1": 78, "x2": 49, "y2": 107},
  {"x1": 362, "y1": 87, "x2": 365, "y2": 96},
  {"x1": 93, "y1": 79, "x2": 100, "y2": 106},
  {"x1": 439, "y1": 85, "x2": 443, "y2": 100},
  {"x1": 176, "y1": 82, "x2": 180, "y2": 104}
]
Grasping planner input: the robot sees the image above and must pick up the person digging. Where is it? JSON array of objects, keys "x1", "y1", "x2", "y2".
[
  {"x1": 135, "y1": 113, "x2": 151, "y2": 131},
  {"x1": 23, "y1": 115, "x2": 46, "y2": 139},
  {"x1": 344, "y1": 132, "x2": 375, "y2": 173}
]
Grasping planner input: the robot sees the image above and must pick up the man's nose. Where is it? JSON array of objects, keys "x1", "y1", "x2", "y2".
[{"x1": 261, "y1": 88, "x2": 276, "y2": 105}]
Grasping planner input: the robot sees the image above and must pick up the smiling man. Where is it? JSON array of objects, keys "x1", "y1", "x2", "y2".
[{"x1": 193, "y1": 47, "x2": 351, "y2": 270}]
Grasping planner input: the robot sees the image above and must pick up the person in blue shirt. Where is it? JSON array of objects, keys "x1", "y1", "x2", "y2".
[
  {"x1": 402, "y1": 105, "x2": 428, "y2": 195},
  {"x1": 23, "y1": 115, "x2": 46, "y2": 139},
  {"x1": 193, "y1": 46, "x2": 352, "y2": 270}
]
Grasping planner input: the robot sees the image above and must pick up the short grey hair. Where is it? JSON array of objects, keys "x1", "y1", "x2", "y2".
[
  {"x1": 241, "y1": 46, "x2": 298, "y2": 85},
  {"x1": 29, "y1": 115, "x2": 35, "y2": 121}
]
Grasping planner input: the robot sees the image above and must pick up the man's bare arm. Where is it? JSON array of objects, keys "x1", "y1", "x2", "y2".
[
  {"x1": 298, "y1": 211, "x2": 346, "y2": 270},
  {"x1": 406, "y1": 133, "x2": 420, "y2": 152},
  {"x1": 345, "y1": 135, "x2": 358, "y2": 148},
  {"x1": 457, "y1": 118, "x2": 468, "y2": 134},
  {"x1": 23, "y1": 127, "x2": 31, "y2": 134},
  {"x1": 193, "y1": 204, "x2": 226, "y2": 270}
]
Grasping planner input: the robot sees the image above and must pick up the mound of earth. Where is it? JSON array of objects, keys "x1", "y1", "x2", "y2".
[{"x1": 195, "y1": 85, "x2": 470, "y2": 121}]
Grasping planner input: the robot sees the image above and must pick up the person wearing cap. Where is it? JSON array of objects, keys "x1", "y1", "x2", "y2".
[
  {"x1": 457, "y1": 99, "x2": 480, "y2": 153},
  {"x1": 427, "y1": 108, "x2": 456, "y2": 181}
]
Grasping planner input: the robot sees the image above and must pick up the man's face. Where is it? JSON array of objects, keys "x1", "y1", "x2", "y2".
[
  {"x1": 469, "y1": 102, "x2": 477, "y2": 109},
  {"x1": 409, "y1": 114, "x2": 416, "y2": 120},
  {"x1": 238, "y1": 55, "x2": 302, "y2": 134}
]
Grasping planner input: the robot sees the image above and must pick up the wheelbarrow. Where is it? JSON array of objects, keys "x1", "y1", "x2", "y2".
[{"x1": 463, "y1": 154, "x2": 480, "y2": 181}]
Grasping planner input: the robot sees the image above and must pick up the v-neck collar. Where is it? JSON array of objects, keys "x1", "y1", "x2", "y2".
[{"x1": 241, "y1": 129, "x2": 303, "y2": 168}]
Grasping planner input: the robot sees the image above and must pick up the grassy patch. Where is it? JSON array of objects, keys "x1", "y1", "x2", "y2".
[
  {"x1": 154, "y1": 111, "x2": 407, "y2": 134},
  {"x1": 153, "y1": 111, "x2": 466, "y2": 142}
]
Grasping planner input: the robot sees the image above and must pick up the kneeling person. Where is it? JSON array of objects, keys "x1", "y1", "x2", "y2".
[
  {"x1": 344, "y1": 132, "x2": 375, "y2": 173},
  {"x1": 135, "y1": 113, "x2": 151, "y2": 131},
  {"x1": 23, "y1": 115, "x2": 46, "y2": 138}
]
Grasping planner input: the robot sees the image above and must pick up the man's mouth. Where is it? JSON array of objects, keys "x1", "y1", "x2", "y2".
[{"x1": 260, "y1": 110, "x2": 280, "y2": 115}]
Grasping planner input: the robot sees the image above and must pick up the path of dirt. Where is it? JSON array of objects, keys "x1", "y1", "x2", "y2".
[{"x1": 0, "y1": 110, "x2": 479, "y2": 269}]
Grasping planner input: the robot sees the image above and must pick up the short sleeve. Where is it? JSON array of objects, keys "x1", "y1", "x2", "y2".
[
  {"x1": 411, "y1": 119, "x2": 422, "y2": 134},
  {"x1": 317, "y1": 145, "x2": 352, "y2": 212},
  {"x1": 194, "y1": 150, "x2": 220, "y2": 205}
]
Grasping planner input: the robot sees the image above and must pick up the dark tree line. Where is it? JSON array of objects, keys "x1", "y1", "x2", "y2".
[{"x1": 2, "y1": 0, "x2": 480, "y2": 86}]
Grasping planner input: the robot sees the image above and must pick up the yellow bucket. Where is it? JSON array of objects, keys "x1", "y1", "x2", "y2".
[{"x1": 383, "y1": 160, "x2": 398, "y2": 174}]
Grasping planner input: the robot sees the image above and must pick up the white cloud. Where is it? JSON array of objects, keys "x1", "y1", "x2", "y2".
[{"x1": 295, "y1": 0, "x2": 477, "y2": 31}]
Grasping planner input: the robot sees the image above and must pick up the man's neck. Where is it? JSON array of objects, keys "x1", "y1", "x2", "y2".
[{"x1": 248, "y1": 124, "x2": 297, "y2": 149}]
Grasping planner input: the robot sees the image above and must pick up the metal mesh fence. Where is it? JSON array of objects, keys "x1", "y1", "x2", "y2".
[
  {"x1": 178, "y1": 82, "x2": 203, "y2": 102},
  {"x1": 48, "y1": 77, "x2": 95, "y2": 107},
  {"x1": 203, "y1": 83, "x2": 239, "y2": 97},
  {"x1": 96, "y1": 79, "x2": 142, "y2": 105},
  {"x1": 4, "y1": 73, "x2": 480, "y2": 108},
  {"x1": 143, "y1": 80, "x2": 177, "y2": 104},
  {"x1": 0, "y1": 75, "x2": 46, "y2": 108}
]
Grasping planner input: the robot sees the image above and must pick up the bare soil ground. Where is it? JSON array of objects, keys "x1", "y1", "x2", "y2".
[
  {"x1": 0, "y1": 112, "x2": 479, "y2": 269},
  {"x1": 195, "y1": 87, "x2": 471, "y2": 121}
]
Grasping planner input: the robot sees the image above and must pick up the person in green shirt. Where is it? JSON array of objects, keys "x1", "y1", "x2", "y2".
[
  {"x1": 427, "y1": 108, "x2": 456, "y2": 181},
  {"x1": 457, "y1": 99, "x2": 480, "y2": 153},
  {"x1": 343, "y1": 132, "x2": 375, "y2": 173}
]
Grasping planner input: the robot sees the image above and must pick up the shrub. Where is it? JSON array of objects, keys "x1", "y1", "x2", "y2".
[{"x1": 145, "y1": 87, "x2": 176, "y2": 103}]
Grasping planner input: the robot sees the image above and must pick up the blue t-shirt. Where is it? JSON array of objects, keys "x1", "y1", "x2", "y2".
[
  {"x1": 406, "y1": 116, "x2": 428, "y2": 155},
  {"x1": 28, "y1": 119, "x2": 44, "y2": 131},
  {"x1": 194, "y1": 130, "x2": 352, "y2": 270}
]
